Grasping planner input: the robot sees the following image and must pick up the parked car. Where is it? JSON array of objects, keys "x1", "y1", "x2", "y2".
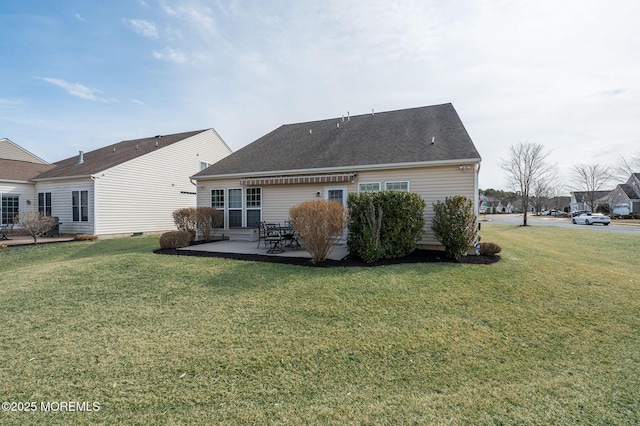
[
  {"x1": 544, "y1": 210, "x2": 566, "y2": 216},
  {"x1": 572, "y1": 212, "x2": 610, "y2": 226},
  {"x1": 569, "y1": 210, "x2": 589, "y2": 218}
]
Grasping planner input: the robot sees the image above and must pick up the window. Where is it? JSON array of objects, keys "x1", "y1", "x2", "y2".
[
  {"x1": 358, "y1": 182, "x2": 381, "y2": 192},
  {"x1": 228, "y1": 188, "x2": 242, "y2": 228},
  {"x1": 246, "y1": 188, "x2": 262, "y2": 228},
  {"x1": 211, "y1": 189, "x2": 225, "y2": 228},
  {"x1": 385, "y1": 181, "x2": 409, "y2": 192},
  {"x1": 1, "y1": 195, "x2": 19, "y2": 224},
  {"x1": 38, "y1": 192, "x2": 52, "y2": 216},
  {"x1": 200, "y1": 161, "x2": 213, "y2": 171},
  {"x1": 72, "y1": 190, "x2": 88, "y2": 222}
]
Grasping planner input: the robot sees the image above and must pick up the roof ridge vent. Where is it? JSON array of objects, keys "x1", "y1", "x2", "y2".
[
  {"x1": 113, "y1": 147, "x2": 116, "y2": 152},
  {"x1": 431, "y1": 136, "x2": 435, "y2": 145},
  {"x1": 347, "y1": 111, "x2": 350, "y2": 121},
  {"x1": 336, "y1": 122, "x2": 340, "y2": 128},
  {"x1": 371, "y1": 108, "x2": 375, "y2": 116}
]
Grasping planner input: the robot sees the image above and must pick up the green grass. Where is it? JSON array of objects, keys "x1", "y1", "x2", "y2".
[{"x1": 1, "y1": 226, "x2": 639, "y2": 425}]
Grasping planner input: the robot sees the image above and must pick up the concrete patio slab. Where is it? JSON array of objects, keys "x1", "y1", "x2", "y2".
[{"x1": 178, "y1": 239, "x2": 349, "y2": 261}]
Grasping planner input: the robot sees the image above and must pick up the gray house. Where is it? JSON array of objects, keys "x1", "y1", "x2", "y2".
[{"x1": 193, "y1": 103, "x2": 482, "y2": 249}]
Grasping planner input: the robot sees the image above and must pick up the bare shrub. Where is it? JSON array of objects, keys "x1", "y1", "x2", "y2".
[
  {"x1": 75, "y1": 234, "x2": 98, "y2": 241},
  {"x1": 479, "y1": 242, "x2": 502, "y2": 256},
  {"x1": 159, "y1": 230, "x2": 192, "y2": 249},
  {"x1": 195, "y1": 207, "x2": 222, "y2": 241},
  {"x1": 289, "y1": 199, "x2": 349, "y2": 263},
  {"x1": 172, "y1": 208, "x2": 197, "y2": 242},
  {"x1": 16, "y1": 212, "x2": 56, "y2": 244}
]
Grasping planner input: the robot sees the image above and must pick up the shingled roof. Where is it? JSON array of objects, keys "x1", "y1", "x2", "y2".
[
  {"x1": 0, "y1": 158, "x2": 55, "y2": 182},
  {"x1": 194, "y1": 103, "x2": 480, "y2": 178},
  {"x1": 33, "y1": 130, "x2": 208, "y2": 180}
]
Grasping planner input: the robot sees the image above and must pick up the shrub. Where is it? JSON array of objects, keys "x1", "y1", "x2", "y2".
[
  {"x1": 75, "y1": 234, "x2": 98, "y2": 241},
  {"x1": 159, "y1": 230, "x2": 192, "y2": 249},
  {"x1": 16, "y1": 212, "x2": 56, "y2": 244},
  {"x1": 195, "y1": 207, "x2": 222, "y2": 241},
  {"x1": 347, "y1": 191, "x2": 426, "y2": 263},
  {"x1": 289, "y1": 199, "x2": 349, "y2": 263},
  {"x1": 172, "y1": 208, "x2": 197, "y2": 242},
  {"x1": 479, "y1": 242, "x2": 502, "y2": 256},
  {"x1": 431, "y1": 195, "x2": 478, "y2": 260}
]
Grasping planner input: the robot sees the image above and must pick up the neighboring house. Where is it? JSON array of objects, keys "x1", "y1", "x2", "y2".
[
  {"x1": 1, "y1": 138, "x2": 55, "y2": 224},
  {"x1": 16, "y1": 129, "x2": 232, "y2": 237},
  {"x1": 192, "y1": 103, "x2": 482, "y2": 249},
  {"x1": 607, "y1": 173, "x2": 640, "y2": 215},
  {"x1": 570, "y1": 190, "x2": 612, "y2": 212}
]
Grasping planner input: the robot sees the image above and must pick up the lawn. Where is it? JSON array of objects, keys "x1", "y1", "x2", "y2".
[{"x1": 1, "y1": 225, "x2": 638, "y2": 425}]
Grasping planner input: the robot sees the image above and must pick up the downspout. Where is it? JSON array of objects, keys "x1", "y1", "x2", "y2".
[{"x1": 91, "y1": 175, "x2": 98, "y2": 236}]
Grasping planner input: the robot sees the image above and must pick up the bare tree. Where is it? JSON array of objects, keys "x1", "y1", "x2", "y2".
[
  {"x1": 571, "y1": 164, "x2": 613, "y2": 212},
  {"x1": 613, "y1": 149, "x2": 640, "y2": 181},
  {"x1": 499, "y1": 141, "x2": 553, "y2": 226},
  {"x1": 16, "y1": 212, "x2": 56, "y2": 244}
]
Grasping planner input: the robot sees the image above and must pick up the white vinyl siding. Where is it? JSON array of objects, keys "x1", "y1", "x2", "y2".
[
  {"x1": 92, "y1": 129, "x2": 231, "y2": 236},
  {"x1": 195, "y1": 164, "x2": 478, "y2": 247},
  {"x1": 33, "y1": 179, "x2": 94, "y2": 235}
]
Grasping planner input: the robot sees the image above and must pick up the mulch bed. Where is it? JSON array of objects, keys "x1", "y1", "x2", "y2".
[{"x1": 154, "y1": 247, "x2": 500, "y2": 267}]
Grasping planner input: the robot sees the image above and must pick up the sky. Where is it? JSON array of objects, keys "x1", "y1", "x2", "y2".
[{"x1": 1, "y1": 0, "x2": 639, "y2": 191}]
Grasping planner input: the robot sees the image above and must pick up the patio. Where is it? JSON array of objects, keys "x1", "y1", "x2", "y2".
[{"x1": 178, "y1": 239, "x2": 349, "y2": 261}]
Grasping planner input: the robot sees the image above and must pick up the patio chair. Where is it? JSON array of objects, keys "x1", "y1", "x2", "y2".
[
  {"x1": 264, "y1": 223, "x2": 285, "y2": 253},
  {"x1": 0, "y1": 223, "x2": 14, "y2": 241},
  {"x1": 257, "y1": 221, "x2": 268, "y2": 248}
]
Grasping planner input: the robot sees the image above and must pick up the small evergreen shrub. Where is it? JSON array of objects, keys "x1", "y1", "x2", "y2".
[
  {"x1": 159, "y1": 230, "x2": 192, "y2": 249},
  {"x1": 431, "y1": 195, "x2": 478, "y2": 260},
  {"x1": 347, "y1": 191, "x2": 426, "y2": 263},
  {"x1": 479, "y1": 242, "x2": 502, "y2": 256},
  {"x1": 289, "y1": 199, "x2": 349, "y2": 263}
]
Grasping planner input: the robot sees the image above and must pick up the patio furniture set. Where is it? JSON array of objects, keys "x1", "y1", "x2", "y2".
[{"x1": 257, "y1": 221, "x2": 301, "y2": 254}]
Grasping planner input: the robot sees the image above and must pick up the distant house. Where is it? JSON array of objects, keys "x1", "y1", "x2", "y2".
[
  {"x1": 2, "y1": 130, "x2": 231, "y2": 237},
  {"x1": 192, "y1": 103, "x2": 482, "y2": 249},
  {"x1": 570, "y1": 190, "x2": 612, "y2": 212},
  {"x1": 607, "y1": 173, "x2": 640, "y2": 215},
  {"x1": 0, "y1": 138, "x2": 55, "y2": 225}
]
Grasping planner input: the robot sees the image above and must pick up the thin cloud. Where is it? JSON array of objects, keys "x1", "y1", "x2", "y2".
[
  {"x1": 73, "y1": 13, "x2": 86, "y2": 22},
  {"x1": 35, "y1": 77, "x2": 102, "y2": 101},
  {"x1": 152, "y1": 47, "x2": 187, "y2": 63},
  {"x1": 123, "y1": 18, "x2": 159, "y2": 39},
  {"x1": 0, "y1": 98, "x2": 24, "y2": 107}
]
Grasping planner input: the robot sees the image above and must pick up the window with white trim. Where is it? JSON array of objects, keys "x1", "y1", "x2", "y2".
[
  {"x1": 245, "y1": 187, "x2": 262, "y2": 228},
  {"x1": 1, "y1": 195, "x2": 19, "y2": 224},
  {"x1": 358, "y1": 182, "x2": 381, "y2": 192},
  {"x1": 211, "y1": 189, "x2": 225, "y2": 228},
  {"x1": 228, "y1": 188, "x2": 243, "y2": 228},
  {"x1": 72, "y1": 190, "x2": 89, "y2": 222},
  {"x1": 385, "y1": 181, "x2": 409, "y2": 192},
  {"x1": 38, "y1": 192, "x2": 52, "y2": 216}
]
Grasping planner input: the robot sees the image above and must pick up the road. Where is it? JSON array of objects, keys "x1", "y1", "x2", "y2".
[{"x1": 482, "y1": 214, "x2": 640, "y2": 235}]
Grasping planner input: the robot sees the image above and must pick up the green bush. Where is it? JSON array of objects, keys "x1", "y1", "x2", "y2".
[
  {"x1": 431, "y1": 195, "x2": 477, "y2": 260},
  {"x1": 159, "y1": 230, "x2": 192, "y2": 249},
  {"x1": 347, "y1": 191, "x2": 426, "y2": 263}
]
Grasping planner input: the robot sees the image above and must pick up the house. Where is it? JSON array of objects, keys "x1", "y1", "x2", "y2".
[
  {"x1": 192, "y1": 103, "x2": 482, "y2": 249},
  {"x1": 607, "y1": 173, "x2": 640, "y2": 216},
  {"x1": 570, "y1": 190, "x2": 612, "y2": 213},
  {"x1": 1, "y1": 138, "x2": 55, "y2": 225},
  {"x1": 4, "y1": 129, "x2": 232, "y2": 237}
]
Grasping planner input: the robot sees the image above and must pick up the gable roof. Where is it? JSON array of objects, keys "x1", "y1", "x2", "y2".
[
  {"x1": 1, "y1": 138, "x2": 48, "y2": 164},
  {"x1": 33, "y1": 130, "x2": 209, "y2": 180},
  {"x1": 194, "y1": 103, "x2": 480, "y2": 179},
  {"x1": 0, "y1": 158, "x2": 55, "y2": 182}
]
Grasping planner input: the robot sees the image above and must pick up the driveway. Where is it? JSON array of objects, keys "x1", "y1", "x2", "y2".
[{"x1": 483, "y1": 214, "x2": 640, "y2": 235}]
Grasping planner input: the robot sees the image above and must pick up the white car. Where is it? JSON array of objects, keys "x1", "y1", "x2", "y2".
[{"x1": 572, "y1": 212, "x2": 610, "y2": 226}]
